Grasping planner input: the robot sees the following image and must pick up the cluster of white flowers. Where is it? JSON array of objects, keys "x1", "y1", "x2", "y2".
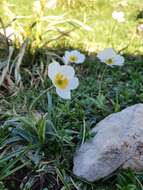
[
  {"x1": 48, "y1": 50, "x2": 85, "y2": 99},
  {"x1": 48, "y1": 9, "x2": 126, "y2": 100},
  {"x1": 48, "y1": 48, "x2": 124, "y2": 99}
]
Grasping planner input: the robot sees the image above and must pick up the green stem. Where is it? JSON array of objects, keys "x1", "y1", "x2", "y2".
[
  {"x1": 109, "y1": 21, "x2": 117, "y2": 49},
  {"x1": 29, "y1": 85, "x2": 54, "y2": 112},
  {"x1": 98, "y1": 66, "x2": 107, "y2": 95}
]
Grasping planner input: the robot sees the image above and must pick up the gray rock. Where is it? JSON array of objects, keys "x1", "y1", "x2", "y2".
[{"x1": 73, "y1": 104, "x2": 143, "y2": 182}]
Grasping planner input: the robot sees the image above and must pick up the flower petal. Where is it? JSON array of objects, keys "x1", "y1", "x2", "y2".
[
  {"x1": 60, "y1": 65, "x2": 75, "y2": 78},
  {"x1": 56, "y1": 88, "x2": 71, "y2": 99},
  {"x1": 112, "y1": 11, "x2": 125, "y2": 22},
  {"x1": 71, "y1": 50, "x2": 81, "y2": 58},
  {"x1": 65, "y1": 51, "x2": 71, "y2": 56},
  {"x1": 63, "y1": 56, "x2": 69, "y2": 64},
  {"x1": 69, "y1": 77, "x2": 79, "y2": 89},
  {"x1": 114, "y1": 55, "x2": 124, "y2": 66},
  {"x1": 97, "y1": 48, "x2": 116, "y2": 62},
  {"x1": 76, "y1": 54, "x2": 85, "y2": 64},
  {"x1": 48, "y1": 61, "x2": 60, "y2": 80}
]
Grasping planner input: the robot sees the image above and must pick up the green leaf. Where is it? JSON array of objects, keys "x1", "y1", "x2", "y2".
[{"x1": 37, "y1": 117, "x2": 47, "y2": 144}]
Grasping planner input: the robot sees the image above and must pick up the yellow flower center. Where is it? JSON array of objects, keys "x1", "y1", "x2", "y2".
[
  {"x1": 54, "y1": 73, "x2": 69, "y2": 89},
  {"x1": 106, "y1": 58, "x2": 114, "y2": 65},
  {"x1": 69, "y1": 55, "x2": 78, "y2": 62}
]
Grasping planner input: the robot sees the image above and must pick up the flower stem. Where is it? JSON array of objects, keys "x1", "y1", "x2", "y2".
[
  {"x1": 109, "y1": 21, "x2": 117, "y2": 49},
  {"x1": 98, "y1": 66, "x2": 107, "y2": 95},
  {"x1": 29, "y1": 85, "x2": 54, "y2": 112}
]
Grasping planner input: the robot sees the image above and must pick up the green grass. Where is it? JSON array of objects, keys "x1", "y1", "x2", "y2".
[{"x1": 0, "y1": 0, "x2": 143, "y2": 190}]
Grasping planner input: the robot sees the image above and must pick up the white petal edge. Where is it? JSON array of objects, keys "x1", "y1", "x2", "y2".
[
  {"x1": 56, "y1": 88, "x2": 71, "y2": 99},
  {"x1": 71, "y1": 50, "x2": 81, "y2": 55},
  {"x1": 65, "y1": 51, "x2": 71, "y2": 57},
  {"x1": 69, "y1": 77, "x2": 79, "y2": 90},
  {"x1": 105, "y1": 62, "x2": 115, "y2": 67},
  {"x1": 63, "y1": 56, "x2": 69, "y2": 64},
  {"x1": 76, "y1": 54, "x2": 85, "y2": 64},
  {"x1": 63, "y1": 51, "x2": 71, "y2": 64},
  {"x1": 48, "y1": 61, "x2": 60, "y2": 80},
  {"x1": 69, "y1": 50, "x2": 81, "y2": 58},
  {"x1": 114, "y1": 55, "x2": 124, "y2": 66}
]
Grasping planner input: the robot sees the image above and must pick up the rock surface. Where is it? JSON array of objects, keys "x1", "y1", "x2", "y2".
[{"x1": 73, "y1": 104, "x2": 143, "y2": 182}]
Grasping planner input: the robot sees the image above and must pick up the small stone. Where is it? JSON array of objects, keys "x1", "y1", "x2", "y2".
[{"x1": 73, "y1": 104, "x2": 143, "y2": 182}]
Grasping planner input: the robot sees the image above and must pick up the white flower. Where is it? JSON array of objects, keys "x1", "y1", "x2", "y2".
[
  {"x1": 33, "y1": 0, "x2": 41, "y2": 13},
  {"x1": 46, "y1": 0, "x2": 57, "y2": 9},
  {"x1": 48, "y1": 61, "x2": 79, "y2": 99},
  {"x1": 63, "y1": 50, "x2": 85, "y2": 64},
  {"x1": 112, "y1": 11, "x2": 125, "y2": 22},
  {"x1": 97, "y1": 48, "x2": 124, "y2": 67},
  {"x1": 137, "y1": 24, "x2": 143, "y2": 32}
]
